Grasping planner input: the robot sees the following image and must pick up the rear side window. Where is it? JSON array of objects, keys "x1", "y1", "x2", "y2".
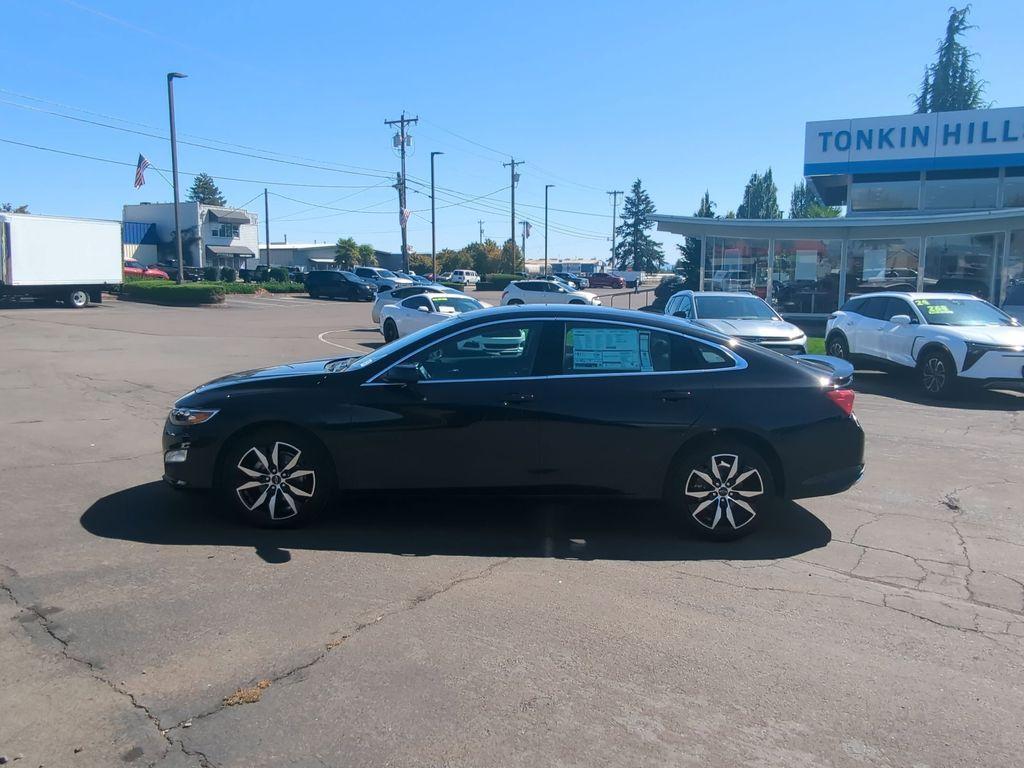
[
  {"x1": 840, "y1": 297, "x2": 864, "y2": 314},
  {"x1": 560, "y1": 323, "x2": 733, "y2": 374},
  {"x1": 402, "y1": 296, "x2": 432, "y2": 311}
]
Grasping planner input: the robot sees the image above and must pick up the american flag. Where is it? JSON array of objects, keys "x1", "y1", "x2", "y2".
[{"x1": 134, "y1": 154, "x2": 151, "y2": 189}]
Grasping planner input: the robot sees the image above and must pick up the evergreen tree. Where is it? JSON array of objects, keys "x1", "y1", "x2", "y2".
[
  {"x1": 789, "y1": 181, "x2": 841, "y2": 218},
  {"x1": 186, "y1": 173, "x2": 226, "y2": 205},
  {"x1": 334, "y1": 237, "x2": 358, "y2": 268},
  {"x1": 675, "y1": 190, "x2": 715, "y2": 288},
  {"x1": 914, "y1": 6, "x2": 987, "y2": 113},
  {"x1": 613, "y1": 179, "x2": 663, "y2": 272},
  {"x1": 737, "y1": 168, "x2": 781, "y2": 220}
]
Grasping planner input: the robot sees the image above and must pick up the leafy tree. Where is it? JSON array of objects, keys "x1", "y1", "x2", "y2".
[
  {"x1": 1, "y1": 202, "x2": 29, "y2": 213},
  {"x1": 187, "y1": 173, "x2": 226, "y2": 206},
  {"x1": 500, "y1": 239, "x2": 523, "y2": 273},
  {"x1": 914, "y1": 6, "x2": 988, "y2": 113},
  {"x1": 334, "y1": 237, "x2": 359, "y2": 268},
  {"x1": 675, "y1": 190, "x2": 715, "y2": 288},
  {"x1": 357, "y1": 243, "x2": 377, "y2": 266},
  {"x1": 408, "y1": 253, "x2": 433, "y2": 274},
  {"x1": 737, "y1": 169, "x2": 781, "y2": 220},
  {"x1": 439, "y1": 248, "x2": 472, "y2": 273},
  {"x1": 613, "y1": 179, "x2": 664, "y2": 272},
  {"x1": 461, "y1": 239, "x2": 502, "y2": 275},
  {"x1": 789, "y1": 181, "x2": 841, "y2": 218},
  {"x1": 653, "y1": 275, "x2": 686, "y2": 311}
]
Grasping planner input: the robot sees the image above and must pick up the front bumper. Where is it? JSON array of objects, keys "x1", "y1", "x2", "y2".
[
  {"x1": 959, "y1": 351, "x2": 1024, "y2": 382},
  {"x1": 162, "y1": 422, "x2": 219, "y2": 489}
]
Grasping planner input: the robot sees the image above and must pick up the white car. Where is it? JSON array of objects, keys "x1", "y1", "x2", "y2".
[
  {"x1": 500, "y1": 280, "x2": 601, "y2": 306},
  {"x1": 371, "y1": 284, "x2": 464, "y2": 323},
  {"x1": 449, "y1": 269, "x2": 480, "y2": 285},
  {"x1": 379, "y1": 293, "x2": 488, "y2": 342},
  {"x1": 825, "y1": 292, "x2": 1024, "y2": 397},
  {"x1": 664, "y1": 290, "x2": 807, "y2": 354}
]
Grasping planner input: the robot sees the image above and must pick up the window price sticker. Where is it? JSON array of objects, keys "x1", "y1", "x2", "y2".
[{"x1": 570, "y1": 328, "x2": 647, "y2": 370}]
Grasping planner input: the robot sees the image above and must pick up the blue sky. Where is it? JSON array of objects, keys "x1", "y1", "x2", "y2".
[{"x1": 2, "y1": 0, "x2": 1022, "y2": 262}]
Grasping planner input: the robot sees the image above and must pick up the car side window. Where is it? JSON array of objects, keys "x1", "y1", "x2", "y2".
[
  {"x1": 560, "y1": 323, "x2": 733, "y2": 375},
  {"x1": 886, "y1": 298, "x2": 916, "y2": 321},
  {"x1": 520, "y1": 282, "x2": 540, "y2": 292},
  {"x1": 402, "y1": 296, "x2": 432, "y2": 311},
  {"x1": 402, "y1": 322, "x2": 543, "y2": 381},
  {"x1": 679, "y1": 296, "x2": 692, "y2": 316},
  {"x1": 858, "y1": 297, "x2": 889, "y2": 320}
]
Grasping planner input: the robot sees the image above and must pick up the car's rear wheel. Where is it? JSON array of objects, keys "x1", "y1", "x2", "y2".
[
  {"x1": 67, "y1": 289, "x2": 89, "y2": 308},
  {"x1": 568, "y1": 299, "x2": 585, "y2": 305},
  {"x1": 507, "y1": 299, "x2": 524, "y2": 305},
  {"x1": 918, "y1": 348, "x2": 959, "y2": 398},
  {"x1": 382, "y1": 319, "x2": 399, "y2": 342},
  {"x1": 219, "y1": 427, "x2": 332, "y2": 528},
  {"x1": 826, "y1": 332, "x2": 849, "y2": 360},
  {"x1": 666, "y1": 441, "x2": 775, "y2": 541}
]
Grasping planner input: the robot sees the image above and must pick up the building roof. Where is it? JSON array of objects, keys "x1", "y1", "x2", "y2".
[{"x1": 653, "y1": 208, "x2": 1024, "y2": 240}]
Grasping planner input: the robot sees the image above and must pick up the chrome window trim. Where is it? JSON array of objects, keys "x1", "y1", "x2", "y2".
[{"x1": 364, "y1": 316, "x2": 747, "y2": 387}]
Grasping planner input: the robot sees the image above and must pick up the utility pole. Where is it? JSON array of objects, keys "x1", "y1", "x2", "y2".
[
  {"x1": 166, "y1": 72, "x2": 187, "y2": 284},
  {"x1": 520, "y1": 220, "x2": 528, "y2": 265},
  {"x1": 384, "y1": 112, "x2": 418, "y2": 272},
  {"x1": 478, "y1": 220, "x2": 484, "y2": 244},
  {"x1": 503, "y1": 158, "x2": 524, "y2": 249},
  {"x1": 608, "y1": 190, "x2": 623, "y2": 268},
  {"x1": 430, "y1": 151, "x2": 443, "y2": 278},
  {"x1": 263, "y1": 188, "x2": 270, "y2": 268},
  {"x1": 544, "y1": 184, "x2": 554, "y2": 276}
]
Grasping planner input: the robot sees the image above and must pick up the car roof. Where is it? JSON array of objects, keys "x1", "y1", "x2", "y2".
[
  {"x1": 668, "y1": 290, "x2": 757, "y2": 299},
  {"x1": 846, "y1": 291, "x2": 982, "y2": 301}
]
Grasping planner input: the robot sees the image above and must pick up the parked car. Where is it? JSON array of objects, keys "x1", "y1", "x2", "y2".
[
  {"x1": 664, "y1": 291, "x2": 807, "y2": 355},
  {"x1": 372, "y1": 284, "x2": 469, "y2": 323},
  {"x1": 501, "y1": 280, "x2": 601, "y2": 306},
  {"x1": 449, "y1": 269, "x2": 480, "y2": 285},
  {"x1": 554, "y1": 272, "x2": 590, "y2": 289},
  {"x1": 306, "y1": 270, "x2": 376, "y2": 301},
  {"x1": 587, "y1": 272, "x2": 626, "y2": 289},
  {"x1": 353, "y1": 266, "x2": 413, "y2": 291},
  {"x1": 287, "y1": 266, "x2": 306, "y2": 283},
  {"x1": 163, "y1": 305, "x2": 863, "y2": 539},
  {"x1": 123, "y1": 259, "x2": 169, "y2": 280},
  {"x1": 1002, "y1": 283, "x2": 1024, "y2": 322},
  {"x1": 825, "y1": 292, "x2": 1024, "y2": 397},
  {"x1": 397, "y1": 271, "x2": 433, "y2": 286},
  {"x1": 711, "y1": 270, "x2": 753, "y2": 292},
  {"x1": 379, "y1": 293, "x2": 487, "y2": 341}
]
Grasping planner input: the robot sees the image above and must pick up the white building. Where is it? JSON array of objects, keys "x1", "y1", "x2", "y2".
[
  {"x1": 122, "y1": 202, "x2": 259, "y2": 271},
  {"x1": 258, "y1": 242, "x2": 337, "y2": 269}
]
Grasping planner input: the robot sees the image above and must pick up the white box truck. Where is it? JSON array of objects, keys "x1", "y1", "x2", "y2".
[{"x1": 0, "y1": 212, "x2": 122, "y2": 307}]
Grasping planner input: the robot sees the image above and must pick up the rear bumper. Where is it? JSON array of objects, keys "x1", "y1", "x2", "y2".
[{"x1": 793, "y1": 463, "x2": 864, "y2": 499}]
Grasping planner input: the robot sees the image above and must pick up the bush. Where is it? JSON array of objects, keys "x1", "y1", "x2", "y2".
[
  {"x1": 203, "y1": 266, "x2": 221, "y2": 282},
  {"x1": 220, "y1": 267, "x2": 237, "y2": 283},
  {"x1": 652, "y1": 275, "x2": 686, "y2": 311},
  {"x1": 121, "y1": 282, "x2": 225, "y2": 305},
  {"x1": 268, "y1": 267, "x2": 289, "y2": 282},
  {"x1": 263, "y1": 281, "x2": 306, "y2": 293},
  {"x1": 216, "y1": 282, "x2": 259, "y2": 294}
]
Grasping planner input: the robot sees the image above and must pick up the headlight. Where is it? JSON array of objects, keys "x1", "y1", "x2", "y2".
[
  {"x1": 962, "y1": 342, "x2": 1024, "y2": 371},
  {"x1": 168, "y1": 407, "x2": 219, "y2": 426}
]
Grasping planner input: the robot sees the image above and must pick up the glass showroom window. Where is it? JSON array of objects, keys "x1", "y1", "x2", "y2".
[
  {"x1": 1002, "y1": 230, "x2": 1024, "y2": 308},
  {"x1": 924, "y1": 232, "x2": 1003, "y2": 302},
  {"x1": 1004, "y1": 168, "x2": 1024, "y2": 208},
  {"x1": 849, "y1": 173, "x2": 920, "y2": 212},
  {"x1": 703, "y1": 237, "x2": 770, "y2": 298},
  {"x1": 772, "y1": 239, "x2": 842, "y2": 314},
  {"x1": 845, "y1": 238, "x2": 920, "y2": 299},
  {"x1": 923, "y1": 169, "x2": 998, "y2": 210}
]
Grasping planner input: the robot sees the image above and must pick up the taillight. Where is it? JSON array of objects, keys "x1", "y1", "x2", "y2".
[{"x1": 825, "y1": 388, "x2": 855, "y2": 416}]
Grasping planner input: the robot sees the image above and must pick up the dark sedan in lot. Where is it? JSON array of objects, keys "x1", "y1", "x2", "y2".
[
  {"x1": 305, "y1": 269, "x2": 376, "y2": 301},
  {"x1": 163, "y1": 306, "x2": 864, "y2": 539}
]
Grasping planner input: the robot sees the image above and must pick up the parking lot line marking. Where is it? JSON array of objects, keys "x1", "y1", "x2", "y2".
[{"x1": 318, "y1": 330, "x2": 358, "y2": 351}]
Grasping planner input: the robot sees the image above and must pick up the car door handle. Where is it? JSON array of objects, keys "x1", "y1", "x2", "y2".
[
  {"x1": 501, "y1": 392, "x2": 535, "y2": 405},
  {"x1": 659, "y1": 389, "x2": 694, "y2": 402}
]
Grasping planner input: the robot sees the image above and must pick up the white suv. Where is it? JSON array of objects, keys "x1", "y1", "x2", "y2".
[
  {"x1": 449, "y1": 269, "x2": 480, "y2": 285},
  {"x1": 825, "y1": 292, "x2": 1024, "y2": 397},
  {"x1": 501, "y1": 280, "x2": 601, "y2": 306}
]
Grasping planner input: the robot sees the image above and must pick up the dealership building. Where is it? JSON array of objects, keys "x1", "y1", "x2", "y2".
[{"x1": 653, "y1": 106, "x2": 1024, "y2": 318}]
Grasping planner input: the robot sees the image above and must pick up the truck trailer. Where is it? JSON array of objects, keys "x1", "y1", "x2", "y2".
[{"x1": 0, "y1": 212, "x2": 122, "y2": 308}]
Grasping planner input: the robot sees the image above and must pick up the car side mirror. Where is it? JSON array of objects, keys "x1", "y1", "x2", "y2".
[
  {"x1": 673, "y1": 310, "x2": 689, "y2": 319},
  {"x1": 416, "y1": 305, "x2": 431, "y2": 312},
  {"x1": 383, "y1": 364, "x2": 422, "y2": 385},
  {"x1": 890, "y1": 314, "x2": 912, "y2": 325}
]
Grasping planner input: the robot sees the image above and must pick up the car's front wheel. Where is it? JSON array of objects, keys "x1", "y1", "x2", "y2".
[
  {"x1": 918, "y1": 348, "x2": 959, "y2": 398},
  {"x1": 826, "y1": 332, "x2": 849, "y2": 360},
  {"x1": 507, "y1": 299, "x2": 524, "y2": 305},
  {"x1": 219, "y1": 427, "x2": 332, "y2": 528},
  {"x1": 666, "y1": 441, "x2": 775, "y2": 541}
]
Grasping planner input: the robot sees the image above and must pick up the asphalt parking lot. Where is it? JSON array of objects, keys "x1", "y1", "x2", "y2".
[{"x1": 1, "y1": 293, "x2": 1023, "y2": 768}]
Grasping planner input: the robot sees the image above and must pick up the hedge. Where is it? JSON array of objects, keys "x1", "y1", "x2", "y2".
[
  {"x1": 263, "y1": 281, "x2": 306, "y2": 293},
  {"x1": 121, "y1": 282, "x2": 225, "y2": 305},
  {"x1": 480, "y1": 273, "x2": 520, "y2": 290}
]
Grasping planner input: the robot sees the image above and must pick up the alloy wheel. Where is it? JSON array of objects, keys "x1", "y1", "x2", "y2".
[
  {"x1": 828, "y1": 338, "x2": 846, "y2": 358},
  {"x1": 235, "y1": 441, "x2": 316, "y2": 521},
  {"x1": 684, "y1": 453, "x2": 764, "y2": 531},
  {"x1": 921, "y1": 356, "x2": 946, "y2": 394}
]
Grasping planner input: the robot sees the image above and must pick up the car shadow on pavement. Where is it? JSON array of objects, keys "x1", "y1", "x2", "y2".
[
  {"x1": 853, "y1": 369, "x2": 1024, "y2": 411},
  {"x1": 81, "y1": 482, "x2": 831, "y2": 564}
]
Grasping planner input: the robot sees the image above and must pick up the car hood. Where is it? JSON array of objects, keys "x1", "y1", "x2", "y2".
[
  {"x1": 692, "y1": 318, "x2": 803, "y2": 340},
  {"x1": 942, "y1": 325, "x2": 1024, "y2": 345},
  {"x1": 190, "y1": 358, "x2": 338, "y2": 396}
]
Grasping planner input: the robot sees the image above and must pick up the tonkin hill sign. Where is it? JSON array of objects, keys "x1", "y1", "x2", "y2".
[{"x1": 804, "y1": 106, "x2": 1024, "y2": 176}]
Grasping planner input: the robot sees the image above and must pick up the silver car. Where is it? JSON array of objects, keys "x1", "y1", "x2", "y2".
[{"x1": 664, "y1": 290, "x2": 808, "y2": 354}]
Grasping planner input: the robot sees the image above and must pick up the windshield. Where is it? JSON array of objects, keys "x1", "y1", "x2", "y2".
[
  {"x1": 695, "y1": 295, "x2": 779, "y2": 320},
  {"x1": 432, "y1": 296, "x2": 483, "y2": 313},
  {"x1": 913, "y1": 297, "x2": 1014, "y2": 326},
  {"x1": 378, "y1": 269, "x2": 399, "y2": 278},
  {"x1": 339, "y1": 271, "x2": 360, "y2": 281},
  {"x1": 347, "y1": 321, "x2": 450, "y2": 371}
]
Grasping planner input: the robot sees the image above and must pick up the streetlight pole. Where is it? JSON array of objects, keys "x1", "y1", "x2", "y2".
[
  {"x1": 430, "y1": 151, "x2": 443, "y2": 279},
  {"x1": 544, "y1": 184, "x2": 554, "y2": 276},
  {"x1": 166, "y1": 72, "x2": 187, "y2": 284}
]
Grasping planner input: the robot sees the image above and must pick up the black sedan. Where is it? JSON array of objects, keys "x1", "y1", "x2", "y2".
[
  {"x1": 305, "y1": 270, "x2": 376, "y2": 301},
  {"x1": 163, "y1": 306, "x2": 864, "y2": 539}
]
